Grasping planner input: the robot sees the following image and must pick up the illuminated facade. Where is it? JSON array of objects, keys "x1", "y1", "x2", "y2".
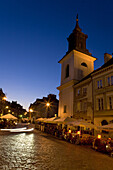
[
  {"x1": 57, "y1": 16, "x2": 113, "y2": 126},
  {"x1": 73, "y1": 76, "x2": 93, "y2": 122},
  {"x1": 92, "y1": 54, "x2": 113, "y2": 126},
  {"x1": 29, "y1": 94, "x2": 59, "y2": 119},
  {"x1": 57, "y1": 15, "x2": 96, "y2": 118}
]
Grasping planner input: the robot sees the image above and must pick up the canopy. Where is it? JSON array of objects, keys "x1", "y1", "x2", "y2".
[
  {"x1": 98, "y1": 124, "x2": 113, "y2": 131},
  {"x1": 72, "y1": 121, "x2": 96, "y2": 129},
  {"x1": 36, "y1": 117, "x2": 60, "y2": 123},
  {"x1": 36, "y1": 118, "x2": 46, "y2": 122},
  {"x1": 0, "y1": 114, "x2": 17, "y2": 120},
  {"x1": 54, "y1": 117, "x2": 96, "y2": 129},
  {"x1": 35, "y1": 116, "x2": 96, "y2": 129},
  {"x1": 54, "y1": 117, "x2": 77, "y2": 124},
  {"x1": 43, "y1": 117, "x2": 60, "y2": 123}
]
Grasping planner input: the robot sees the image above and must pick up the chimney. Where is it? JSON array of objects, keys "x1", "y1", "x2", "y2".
[{"x1": 104, "y1": 53, "x2": 112, "y2": 63}]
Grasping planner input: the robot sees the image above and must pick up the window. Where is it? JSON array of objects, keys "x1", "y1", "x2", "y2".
[
  {"x1": 100, "y1": 80, "x2": 102, "y2": 88},
  {"x1": 81, "y1": 62, "x2": 87, "y2": 67},
  {"x1": 101, "y1": 98, "x2": 103, "y2": 110},
  {"x1": 111, "y1": 76, "x2": 113, "y2": 85},
  {"x1": 97, "y1": 98, "x2": 104, "y2": 110},
  {"x1": 65, "y1": 64, "x2": 69, "y2": 78},
  {"x1": 97, "y1": 80, "x2": 103, "y2": 89},
  {"x1": 77, "y1": 102, "x2": 81, "y2": 111},
  {"x1": 108, "y1": 77, "x2": 110, "y2": 86},
  {"x1": 64, "y1": 105, "x2": 67, "y2": 113},
  {"x1": 107, "y1": 76, "x2": 113, "y2": 86},
  {"x1": 109, "y1": 97, "x2": 112, "y2": 109},
  {"x1": 77, "y1": 89, "x2": 80, "y2": 96},
  {"x1": 83, "y1": 102, "x2": 87, "y2": 111},
  {"x1": 98, "y1": 99, "x2": 101, "y2": 110},
  {"x1": 83, "y1": 88, "x2": 87, "y2": 95},
  {"x1": 97, "y1": 81, "x2": 100, "y2": 89}
]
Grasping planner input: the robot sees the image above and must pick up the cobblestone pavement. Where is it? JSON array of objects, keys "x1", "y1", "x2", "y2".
[{"x1": 0, "y1": 130, "x2": 113, "y2": 170}]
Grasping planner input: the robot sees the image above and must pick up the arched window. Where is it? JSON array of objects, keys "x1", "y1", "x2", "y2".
[
  {"x1": 81, "y1": 62, "x2": 87, "y2": 67},
  {"x1": 101, "y1": 120, "x2": 108, "y2": 126},
  {"x1": 65, "y1": 64, "x2": 69, "y2": 78}
]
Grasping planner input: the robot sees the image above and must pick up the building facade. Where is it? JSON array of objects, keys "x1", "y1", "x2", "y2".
[
  {"x1": 73, "y1": 76, "x2": 93, "y2": 122},
  {"x1": 29, "y1": 94, "x2": 59, "y2": 119},
  {"x1": 92, "y1": 54, "x2": 113, "y2": 126},
  {"x1": 57, "y1": 16, "x2": 113, "y2": 126}
]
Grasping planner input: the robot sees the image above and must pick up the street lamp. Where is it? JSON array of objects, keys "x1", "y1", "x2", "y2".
[
  {"x1": 0, "y1": 96, "x2": 7, "y2": 116},
  {"x1": 46, "y1": 102, "x2": 50, "y2": 118},
  {"x1": 46, "y1": 102, "x2": 50, "y2": 107},
  {"x1": 2, "y1": 96, "x2": 7, "y2": 101},
  {"x1": 5, "y1": 106, "x2": 9, "y2": 109},
  {"x1": 29, "y1": 108, "x2": 33, "y2": 122}
]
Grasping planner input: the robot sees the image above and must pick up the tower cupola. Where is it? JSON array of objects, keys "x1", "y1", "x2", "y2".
[{"x1": 67, "y1": 14, "x2": 92, "y2": 56}]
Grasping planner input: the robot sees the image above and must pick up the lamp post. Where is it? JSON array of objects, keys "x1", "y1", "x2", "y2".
[
  {"x1": 29, "y1": 108, "x2": 33, "y2": 123},
  {"x1": 2, "y1": 97, "x2": 7, "y2": 101},
  {"x1": 46, "y1": 102, "x2": 50, "y2": 118},
  {"x1": 0, "y1": 96, "x2": 7, "y2": 116}
]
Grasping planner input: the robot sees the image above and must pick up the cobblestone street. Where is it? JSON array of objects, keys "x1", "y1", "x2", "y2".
[{"x1": 0, "y1": 130, "x2": 113, "y2": 170}]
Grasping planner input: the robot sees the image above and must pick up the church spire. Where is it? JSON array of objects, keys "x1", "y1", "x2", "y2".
[
  {"x1": 73, "y1": 14, "x2": 81, "y2": 32},
  {"x1": 76, "y1": 13, "x2": 78, "y2": 21},
  {"x1": 67, "y1": 15, "x2": 92, "y2": 56}
]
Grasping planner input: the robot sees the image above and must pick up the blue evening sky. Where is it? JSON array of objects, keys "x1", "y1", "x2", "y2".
[{"x1": 0, "y1": 0, "x2": 113, "y2": 109}]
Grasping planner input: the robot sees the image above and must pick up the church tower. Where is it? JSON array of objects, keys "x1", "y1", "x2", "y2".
[{"x1": 57, "y1": 15, "x2": 96, "y2": 118}]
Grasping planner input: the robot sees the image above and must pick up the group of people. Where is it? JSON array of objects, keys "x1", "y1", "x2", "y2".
[
  {"x1": 37, "y1": 122, "x2": 81, "y2": 139},
  {"x1": 0, "y1": 119, "x2": 16, "y2": 128}
]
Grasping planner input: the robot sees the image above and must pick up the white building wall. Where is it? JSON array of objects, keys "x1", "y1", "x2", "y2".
[
  {"x1": 58, "y1": 86, "x2": 74, "y2": 118},
  {"x1": 61, "y1": 52, "x2": 74, "y2": 85},
  {"x1": 58, "y1": 50, "x2": 96, "y2": 118},
  {"x1": 74, "y1": 50, "x2": 95, "y2": 81}
]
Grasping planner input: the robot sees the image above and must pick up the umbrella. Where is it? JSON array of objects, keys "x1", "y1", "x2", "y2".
[
  {"x1": 36, "y1": 118, "x2": 46, "y2": 122},
  {"x1": 0, "y1": 113, "x2": 17, "y2": 120},
  {"x1": 54, "y1": 117, "x2": 77, "y2": 124},
  {"x1": 72, "y1": 121, "x2": 96, "y2": 129},
  {"x1": 98, "y1": 124, "x2": 113, "y2": 131},
  {"x1": 43, "y1": 117, "x2": 60, "y2": 123}
]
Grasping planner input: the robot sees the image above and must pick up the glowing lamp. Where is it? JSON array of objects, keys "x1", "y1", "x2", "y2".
[
  {"x1": 97, "y1": 134, "x2": 101, "y2": 139},
  {"x1": 2, "y1": 97, "x2": 7, "y2": 101},
  {"x1": 68, "y1": 129, "x2": 71, "y2": 133},
  {"x1": 46, "y1": 102, "x2": 50, "y2": 107},
  {"x1": 29, "y1": 109, "x2": 33, "y2": 112},
  {"x1": 77, "y1": 131, "x2": 81, "y2": 135}
]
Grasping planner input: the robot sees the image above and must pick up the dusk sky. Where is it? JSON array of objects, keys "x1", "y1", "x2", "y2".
[{"x1": 0, "y1": 0, "x2": 113, "y2": 110}]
